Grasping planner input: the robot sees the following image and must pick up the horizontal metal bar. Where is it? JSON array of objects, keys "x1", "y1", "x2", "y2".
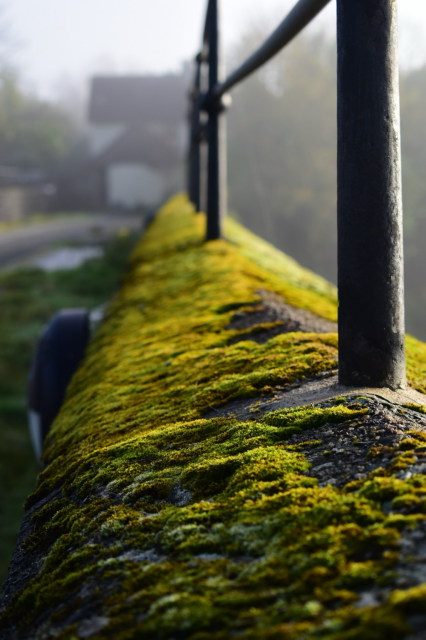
[{"x1": 214, "y1": 0, "x2": 332, "y2": 99}]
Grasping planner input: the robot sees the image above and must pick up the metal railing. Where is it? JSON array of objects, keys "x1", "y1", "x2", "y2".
[{"x1": 188, "y1": 0, "x2": 406, "y2": 391}]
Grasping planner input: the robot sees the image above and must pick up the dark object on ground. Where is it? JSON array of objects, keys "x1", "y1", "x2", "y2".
[{"x1": 27, "y1": 309, "x2": 89, "y2": 461}]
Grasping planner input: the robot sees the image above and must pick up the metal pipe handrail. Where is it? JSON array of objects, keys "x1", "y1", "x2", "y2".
[
  {"x1": 213, "y1": 0, "x2": 332, "y2": 100},
  {"x1": 188, "y1": 0, "x2": 406, "y2": 390}
]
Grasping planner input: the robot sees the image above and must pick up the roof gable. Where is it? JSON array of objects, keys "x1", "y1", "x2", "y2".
[{"x1": 88, "y1": 75, "x2": 188, "y2": 126}]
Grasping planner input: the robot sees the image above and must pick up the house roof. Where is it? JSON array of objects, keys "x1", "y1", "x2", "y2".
[
  {"x1": 88, "y1": 75, "x2": 188, "y2": 126},
  {"x1": 95, "y1": 124, "x2": 182, "y2": 169}
]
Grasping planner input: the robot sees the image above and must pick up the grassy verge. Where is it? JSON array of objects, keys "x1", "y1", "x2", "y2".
[
  {"x1": 0, "y1": 229, "x2": 140, "y2": 585},
  {"x1": 0, "y1": 213, "x2": 89, "y2": 234}
]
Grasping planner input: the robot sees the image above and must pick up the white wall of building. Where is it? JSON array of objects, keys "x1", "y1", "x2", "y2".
[{"x1": 107, "y1": 163, "x2": 165, "y2": 208}]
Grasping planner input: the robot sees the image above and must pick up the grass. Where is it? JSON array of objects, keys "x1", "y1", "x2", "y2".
[
  {"x1": 0, "y1": 212, "x2": 89, "y2": 234},
  {"x1": 0, "y1": 228, "x2": 140, "y2": 585}
]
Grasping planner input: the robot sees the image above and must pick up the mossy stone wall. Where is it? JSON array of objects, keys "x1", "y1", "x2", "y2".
[{"x1": 2, "y1": 195, "x2": 426, "y2": 639}]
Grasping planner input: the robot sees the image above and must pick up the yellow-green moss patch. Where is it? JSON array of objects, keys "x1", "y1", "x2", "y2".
[{"x1": 2, "y1": 195, "x2": 426, "y2": 639}]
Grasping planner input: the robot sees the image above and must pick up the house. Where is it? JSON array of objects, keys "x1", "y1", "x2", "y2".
[
  {"x1": 0, "y1": 166, "x2": 54, "y2": 222},
  {"x1": 88, "y1": 74, "x2": 189, "y2": 211}
]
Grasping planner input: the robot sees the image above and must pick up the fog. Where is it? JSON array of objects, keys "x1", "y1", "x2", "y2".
[
  {"x1": 3, "y1": 0, "x2": 426, "y2": 98},
  {"x1": 2, "y1": 0, "x2": 426, "y2": 336}
]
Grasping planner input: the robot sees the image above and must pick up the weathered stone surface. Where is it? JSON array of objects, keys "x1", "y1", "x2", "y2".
[{"x1": 2, "y1": 195, "x2": 426, "y2": 639}]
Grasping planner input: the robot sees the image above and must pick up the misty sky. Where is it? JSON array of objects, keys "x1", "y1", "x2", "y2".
[{"x1": 3, "y1": 0, "x2": 426, "y2": 98}]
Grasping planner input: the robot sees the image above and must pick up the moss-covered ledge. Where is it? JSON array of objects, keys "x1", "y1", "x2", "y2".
[{"x1": 2, "y1": 195, "x2": 426, "y2": 639}]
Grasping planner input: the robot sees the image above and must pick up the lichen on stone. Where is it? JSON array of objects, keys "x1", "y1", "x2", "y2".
[{"x1": 2, "y1": 194, "x2": 426, "y2": 639}]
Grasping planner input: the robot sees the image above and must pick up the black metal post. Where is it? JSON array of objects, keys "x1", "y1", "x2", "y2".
[
  {"x1": 199, "y1": 114, "x2": 208, "y2": 215},
  {"x1": 337, "y1": 0, "x2": 405, "y2": 389},
  {"x1": 206, "y1": 0, "x2": 226, "y2": 240},
  {"x1": 193, "y1": 56, "x2": 202, "y2": 212},
  {"x1": 188, "y1": 58, "x2": 202, "y2": 210},
  {"x1": 187, "y1": 97, "x2": 195, "y2": 203}
]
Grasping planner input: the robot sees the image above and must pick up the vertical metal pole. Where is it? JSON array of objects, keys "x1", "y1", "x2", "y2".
[
  {"x1": 337, "y1": 0, "x2": 406, "y2": 389},
  {"x1": 187, "y1": 97, "x2": 195, "y2": 203},
  {"x1": 188, "y1": 58, "x2": 202, "y2": 211},
  {"x1": 199, "y1": 117, "x2": 208, "y2": 215},
  {"x1": 206, "y1": 0, "x2": 226, "y2": 240},
  {"x1": 193, "y1": 57, "x2": 202, "y2": 212}
]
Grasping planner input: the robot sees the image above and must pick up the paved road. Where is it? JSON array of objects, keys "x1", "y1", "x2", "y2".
[{"x1": 0, "y1": 214, "x2": 144, "y2": 268}]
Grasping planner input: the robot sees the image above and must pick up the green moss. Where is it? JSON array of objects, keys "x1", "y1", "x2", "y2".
[
  {"x1": 224, "y1": 217, "x2": 338, "y2": 322},
  {"x1": 406, "y1": 335, "x2": 426, "y2": 393},
  {"x1": 403, "y1": 402, "x2": 426, "y2": 415},
  {"x1": 2, "y1": 195, "x2": 426, "y2": 639}
]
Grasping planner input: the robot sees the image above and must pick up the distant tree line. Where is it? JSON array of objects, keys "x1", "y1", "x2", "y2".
[
  {"x1": 0, "y1": 73, "x2": 75, "y2": 169},
  {"x1": 0, "y1": 67, "x2": 89, "y2": 209},
  {"x1": 226, "y1": 28, "x2": 426, "y2": 341}
]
